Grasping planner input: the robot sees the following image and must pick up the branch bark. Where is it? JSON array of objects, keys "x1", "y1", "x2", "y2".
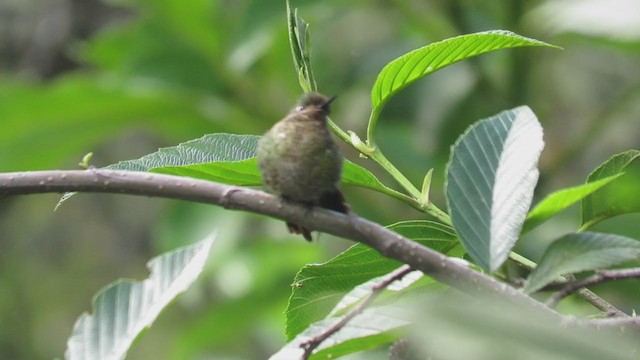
[
  {"x1": 1, "y1": 169, "x2": 634, "y2": 330},
  {"x1": 0, "y1": 170, "x2": 545, "y2": 307}
]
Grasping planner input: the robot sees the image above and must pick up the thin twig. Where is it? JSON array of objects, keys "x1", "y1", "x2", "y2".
[
  {"x1": 577, "y1": 289, "x2": 628, "y2": 317},
  {"x1": 548, "y1": 268, "x2": 640, "y2": 308},
  {"x1": 301, "y1": 265, "x2": 413, "y2": 358}
]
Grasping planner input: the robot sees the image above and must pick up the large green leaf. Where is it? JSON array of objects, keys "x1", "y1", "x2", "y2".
[
  {"x1": 285, "y1": 221, "x2": 457, "y2": 340},
  {"x1": 59, "y1": 132, "x2": 407, "y2": 207},
  {"x1": 371, "y1": 31, "x2": 559, "y2": 112},
  {"x1": 581, "y1": 150, "x2": 640, "y2": 229},
  {"x1": 342, "y1": 161, "x2": 413, "y2": 203},
  {"x1": 446, "y1": 106, "x2": 544, "y2": 272},
  {"x1": 65, "y1": 237, "x2": 214, "y2": 360},
  {"x1": 523, "y1": 174, "x2": 622, "y2": 233},
  {"x1": 524, "y1": 232, "x2": 640, "y2": 294},
  {"x1": 154, "y1": 158, "x2": 261, "y2": 185},
  {"x1": 56, "y1": 134, "x2": 260, "y2": 208},
  {"x1": 155, "y1": 156, "x2": 406, "y2": 194}
]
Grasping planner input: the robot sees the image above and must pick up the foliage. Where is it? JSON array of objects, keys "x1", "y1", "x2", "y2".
[{"x1": 1, "y1": 1, "x2": 640, "y2": 359}]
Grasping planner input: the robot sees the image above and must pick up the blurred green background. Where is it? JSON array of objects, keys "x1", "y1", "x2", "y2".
[{"x1": 1, "y1": 0, "x2": 639, "y2": 359}]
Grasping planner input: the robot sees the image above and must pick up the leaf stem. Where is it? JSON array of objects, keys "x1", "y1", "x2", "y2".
[
  {"x1": 423, "y1": 202, "x2": 452, "y2": 226},
  {"x1": 369, "y1": 148, "x2": 452, "y2": 224},
  {"x1": 366, "y1": 105, "x2": 382, "y2": 148},
  {"x1": 327, "y1": 118, "x2": 352, "y2": 145},
  {"x1": 369, "y1": 149, "x2": 421, "y2": 199},
  {"x1": 358, "y1": 182, "x2": 423, "y2": 211}
]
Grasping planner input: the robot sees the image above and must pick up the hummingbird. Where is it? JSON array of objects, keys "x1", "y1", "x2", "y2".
[{"x1": 257, "y1": 92, "x2": 349, "y2": 241}]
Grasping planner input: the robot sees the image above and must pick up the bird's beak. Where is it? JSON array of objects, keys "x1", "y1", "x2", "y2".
[{"x1": 321, "y1": 95, "x2": 337, "y2": 110}]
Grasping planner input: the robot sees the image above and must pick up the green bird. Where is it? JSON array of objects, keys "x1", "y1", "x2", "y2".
[{"x1": 257, "y1": 92, "x2": 348, "y2": 241}]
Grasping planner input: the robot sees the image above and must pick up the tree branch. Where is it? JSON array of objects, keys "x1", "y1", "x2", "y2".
[
  {"x1": 0, "y1": 170, "x2": 545, "y2": 307},
  {"x1": 548, "y1": 268, "x2": 640, "y2": 308},
  {"x1": 1, "y1": 169, "x2": 634, "y2": 330}
]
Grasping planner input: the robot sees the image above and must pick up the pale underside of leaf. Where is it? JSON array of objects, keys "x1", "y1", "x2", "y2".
[
  {"x1": 65, "y1": 237, "x2": 214, "y2": 360},
  {"x1": 446, "y1": 106, "x2": 544, "y2": 272}
]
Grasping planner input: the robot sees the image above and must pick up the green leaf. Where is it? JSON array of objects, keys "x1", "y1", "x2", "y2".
[
  {"x1": 57, "y1": 132, "x2": 410, "y2": 208},
  {"x1": 342, "y1": 160, "x2": 413, "y2": 203},
  {"x1": 523, "y1": 174, "x2": 623, "y2": 233},
  {"x1": 56, "y1": 134, "x2": 260, "y2": 208},
  {"x1": 581, "y1": 150, "x2": 640, "y2": 229},
  {"x1": 371, "y1": 31, "x2": 559, "y2": 112},
  {"x1": 113, "y1": 135, "x2": 394, "y2": 191},
  {"x1": 65, "y1": 237, "x2": 214, "y2": 360},
  {"x1": 285, "y1": 220, "x2": 457, "y2": 340},
  {"x1": 274, "y1": 270, "x2": 424, "y2": 359},
  {"x1": 127, "y1": 134, "x2": 262, "y2": 185},
  {"x1": 132, "y1": 151, "x2": 403, "y2": 194},
  {"x1": 420, "y1": 169, "x2": 434, "y2": 205},
  {"x1": 153, "y1": 158, "x2": 261, "y2": 185},
  {"x1": 524, "y1": 232, "x2": 640, "y2": 293},
  {"x1": 446, "y1": 106, "x2": 544, "y2": 272},
  {"x1": 286, "y1": 0, "x2": 316, "y2": 91}
]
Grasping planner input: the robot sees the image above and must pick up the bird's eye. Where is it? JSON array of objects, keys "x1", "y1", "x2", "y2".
[{"x1": 295, "y1": 105, "x2": 304, "y2": 111}]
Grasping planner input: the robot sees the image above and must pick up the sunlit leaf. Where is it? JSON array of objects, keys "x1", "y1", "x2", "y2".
[
  {"x1": 523, "y1": 174, "x2": 622, "y2": 233},
  {"x1": 581, "y1": 150, "x2": 640, "y2": 229},
  {"x1": 371, "y1": 31, "x2": 559, "y2": 111},
  {"x1": 446, "y1": 106, "x2": 544, "y2": 272},
  {"x1": 153, "y1": 158, "x2": 261, "y2": 185}
]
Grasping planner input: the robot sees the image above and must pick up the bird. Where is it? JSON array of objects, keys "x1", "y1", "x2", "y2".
[{"x1": 257, "y1": 92, "x2": 349, "y2": 241}]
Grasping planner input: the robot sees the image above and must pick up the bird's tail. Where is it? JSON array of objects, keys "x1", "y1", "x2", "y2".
[
  {"x1": 318, "y1": 189, "x2": 349, "y2": 214},
  {"x1": 285, "y1": 189, "x2": 348, "y2": 242}
]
